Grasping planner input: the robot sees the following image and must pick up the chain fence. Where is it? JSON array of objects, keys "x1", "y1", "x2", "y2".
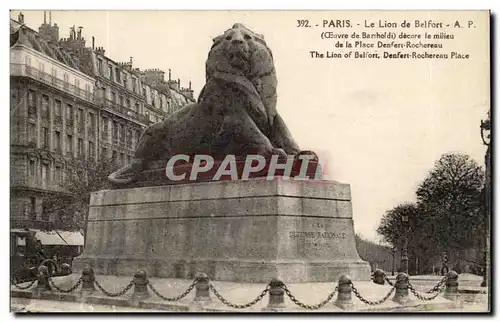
[
  {"x1": 148, "y1": 279, "x2": 198, "y2": 301},
  {"x1": 283, "y1": 284, "x2": 338, "y2": 310},
  {"x1": 11, "y1": 278, "x2": 37, "y2": 290},
  {"x1": 351, "y1": 283, "x2": 396, "y2": 306},
  {"x1": 94, "y1": 279, "x2": 134, "y2": 298},
  {"x1": 48, "y1": 278, "x2": 82, "y2": 293},
  {"x1": 210, "y1": 282, "x2": 270, "y2": 309},
  {"x1": 426, "y1": 276, "x2": 448, "y2": 293},
  {"x1": 408, "y1": 282, "x2": 445, "y2": 301}
]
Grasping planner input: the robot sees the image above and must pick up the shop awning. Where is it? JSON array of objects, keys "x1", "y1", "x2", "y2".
[{"x1": 33, "y1": 230, "x2": 84, "y2": 246}]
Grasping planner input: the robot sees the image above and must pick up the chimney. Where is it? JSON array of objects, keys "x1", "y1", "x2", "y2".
[
  {"x1": 18, "y1": 12, "x2": 24, "y2": 24},
  {"x1": 49, "y1": 11, "x2": 52, "y2": 24},
  {"x1": 92, "y1": 36, "x2": 95, "y2": 49},
  {"x1": 168, "y1": 69, "x2": 171, "y2": 81},
  {"x1": 77, "y1": 26, "x2": 83, "y2": 40},
  {"x1": 130, "y1": 56, "x2": 133, "y2": 65},
  {"x1": 44, "y1": 11, "x2": 47, "y2": 24}
]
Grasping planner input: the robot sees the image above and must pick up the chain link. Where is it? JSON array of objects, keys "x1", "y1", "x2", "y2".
[
  {"x1": 426, "y1": 276, "x2": 448, "y2": 293},
  {"x1": 283, "y1": 284, "x2": 338, "y2": 310},
  {"x1": 384, "y1": 276, "x2": 395, "y2": 287},
  {"x1": 48, "y1": 278, "x2": 82, "y2": 293},
  {"x1": 94, "y1": 279, "x2": 134, "y2": 297},
  {"x1": 210, "y1": 282, "x2": 269, "y2": 309},
  {"x1": 148, "y1": 279, "x2": 197, "y2": 301},
  {"x1": 409, "y1": 282, "x2": 444, "y2": 301},
  {"x1": 351, "y1": 283, "x2": 396, "y2": 306},
  {"x1": 11, "y1": 278, "x2": 37, "y2": 290}
]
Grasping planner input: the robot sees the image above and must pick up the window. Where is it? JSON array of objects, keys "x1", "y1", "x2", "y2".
[
  {"x1": 42, "y1": 127, "x2": 49, "y2": 148},
  {"x1": 97, "y1": 59, "x2": 103, "y2": 73},
  {"x1": 120, "y1": 96, "x2": 124, "y2": 107},
  {"x1": 111, "y1": 92, "x2": 116, "y2": 103},
  {"x1": 112, "y1": 121, "x2": 118, "y2": 140},
  {"x1": 108, "y1": 66, "x2": 113, "y2": 80},
  {"x1": 38, "y1": 62, "x2": 45, "y2": 72},
  {"x1": 63, "y1": 73, "x2": 69, "y2": 82},
  {"x1": 28, "y1": 123, "x2": 36, "y2": 144},
  {"x1": 88, "y1": 141, "x2": 94, "y2": 158},
  {"x1": 123, "y1": 75, "x2": 128, "y2": 89},
  {"x1": 142, "y1": 87, "x2": 146, "y2": 97},
  {"x1": 51, "y1": 68, "x2": 57, "y2": 78},
  {"x1": 66, "y1": 134, "x2": 73, "y2": 153},
  {"x1": 132, "y1": 78, "x2": 137, "y2": 92},
  {"x1": 41, "y1": 163, "x2": 48, "y2": 184},
  {"x1": 126, "y1": 99, "x2": 131, "y2": 109},
  {"x1": 55, "y1": 166, "x2": 62, "y2": 182},
  {"x1": 54, "y1": 131, "x2": 61, "y2": 151},
  {"x1": 85, "y1": 84, "x2": 91, "y2": 93},
  {"x1": 77, "y1": 108, "x2": 84, "y2": 123},
  {"x1": 25, "y1": 56, "x2": 32, "y2": 66},
  {"x1": 42, "y1": 204, "x2": 49, "y2": 221},
  {"x1": 54, "y1": 100, "x2": 62, "y2": 117},
  {"x1": 28, "y1": 160, "x2": 36, "y2": 177},
  {"x1": 101, "y1": 147, "x2": 107, "y2": 158},
  {"x1": 120, "y1": 153, "x2": 124, "y2": 166},
  {"x1": 42, "y1": 95, "x2": 49, "y2": 118},
  {"x1": 66, "y1": 104, "x2": 73, "y2": 120},
  {"x1": 119, "y1": 124, "x2": 125, "y2": 142},
  {"x1": 75, "y1": 78, "x2": 80, "y2": 89},
  {"x1": 127, "y1": 129, "x2": 132, "y2": 147},
  {"x1": 115, "y1": 69, "x2": 121, "y2": 82},
  {"x1": 88, "y1": 113, "x2": 96, "y2": 130},
  {"x1": 77, "y1": 138, "x2": 84, "y2": 156},
  {"x1": 30, "y1": 197, "x2": 36, "y2": 220},
  {"x1": 112, "y1": 150, "x2": 117, "y2": 163},
  {"x1": 28, "y1": 90, "x2": 35, "y2": 106},
  {"x1": 135, "y1": 103, "x2": 140, "y2": 113}
]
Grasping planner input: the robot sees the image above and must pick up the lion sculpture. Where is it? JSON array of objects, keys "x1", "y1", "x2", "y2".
[{"x1": 109, "y1": 23, "x2": 317, "y2": 185}]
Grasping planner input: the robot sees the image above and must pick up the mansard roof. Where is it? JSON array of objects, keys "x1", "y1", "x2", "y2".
[{"x1": 10, "y1": 19, "x2": 86, "y2": 74}]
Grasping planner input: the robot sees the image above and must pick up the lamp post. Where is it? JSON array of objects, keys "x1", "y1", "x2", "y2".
[
  {"x1": 480, "y1": 112, "x2": 491, "y2": 289},
  {"x1": 392, "y1": 246, "x2": 396, "y2": 276},
  {"x1": 401, "y1": 214, "x2": 409, "y2": 274}
]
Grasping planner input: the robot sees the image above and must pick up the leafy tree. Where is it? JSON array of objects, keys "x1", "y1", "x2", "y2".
[
  {"x1": 42, "y1": 157, "x2": 117, "y2": 240},
  {"x1": 416, "y1": 153, "x2": 484, "y2": 250},
  {"x1": 377, "y1": 153, "x2": 485, "y2": 274}
]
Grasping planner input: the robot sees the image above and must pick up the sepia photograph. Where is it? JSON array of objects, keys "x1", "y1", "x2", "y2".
[{"x1": 8, "y1": 9, "x2": 491, "y2": 313}]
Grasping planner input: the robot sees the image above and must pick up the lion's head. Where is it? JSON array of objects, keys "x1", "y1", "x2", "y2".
[{"x1": 204, "y1": 23, "x2": 278, "y2": 124}]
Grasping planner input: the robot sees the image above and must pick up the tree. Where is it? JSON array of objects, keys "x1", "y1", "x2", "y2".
[
  {"x1": 42, "y1": 157, "x2": 117, "y2": 238},
  {"x1": 416, "y1": 153, "x2": 484, "y2": 251},
  {"x1": 377, "y1": 153, "x2": 485, "y2": 274}
]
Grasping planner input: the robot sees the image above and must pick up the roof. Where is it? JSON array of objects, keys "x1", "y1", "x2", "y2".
[{"x1": 10, "y1": 19, "x2": 85, "y2": 74}]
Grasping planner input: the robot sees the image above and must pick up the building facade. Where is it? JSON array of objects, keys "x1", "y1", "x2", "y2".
[{"x1": 10, "y1": 12, "x2": 196, "y2": 231}]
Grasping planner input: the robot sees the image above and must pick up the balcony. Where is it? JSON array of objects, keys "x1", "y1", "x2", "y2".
[
  {"x1": 10, "y1": 63, "x2": 94, "y2": 103},
  {"x1": 96, "y1": 97, "x2": 148, "y2": 124},
  {"x1": 11, "y1": 218, "x2": 54, "y2": 231}
]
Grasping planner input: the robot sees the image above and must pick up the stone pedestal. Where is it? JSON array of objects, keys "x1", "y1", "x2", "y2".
[{"x1": 73, "y1": 178, "x2": 371, "y2": 283}]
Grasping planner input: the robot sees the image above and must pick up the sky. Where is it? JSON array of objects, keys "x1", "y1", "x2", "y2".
[{"x1": 10, "y1": 10, "x2": 490, "y2": 243}]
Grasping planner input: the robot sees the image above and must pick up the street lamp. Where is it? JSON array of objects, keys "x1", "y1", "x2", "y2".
[
  {"x1": 480, "y1": 112, "x2": 491, "y2": 288},
  {"x1": 401, "y1": 214, "x2": 409, "y2": 274}
]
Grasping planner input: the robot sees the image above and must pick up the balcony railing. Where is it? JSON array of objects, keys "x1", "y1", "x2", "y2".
[
  {"x1": 10, "y1": 63, "x2": 94, "y2": 103},
  {"x1": 11, "y1": 218, "x2": 54, "y2": 231},
  {"x1": 96, "y1": 97, "x2": 148, "y2": 124}
]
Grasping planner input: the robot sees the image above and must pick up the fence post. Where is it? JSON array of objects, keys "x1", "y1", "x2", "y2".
[
  {"x1": 335, "y1": 275, "x2": 353, "y2": 310},
  {"x1": 60, "y1": 263, "x2": 72, "y2": 276},
  {"x1": 80, "y1": 267, "x2": 96, "y2": 294},
  {"x1": 263, "y1": 278, "x2": 286, "y2": 311},
  {"x1": 132, "y1": 270, "x2": 150, "y2": 302},
  {"x1": 443, "y1": 270, "x2": 459, "y2": 302},
  {"x1": 35, "y1": 265, "x2": 51, "y2": 296},
  {"x1": 193, "y1": 272, "x2": 211, "y2": 302},
  {"x1": 392, "y1": 272, "x2": 409, "y2": 304},
  {"x1": 373, "y1": 269, "x2": 385, "y2": 285}
]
